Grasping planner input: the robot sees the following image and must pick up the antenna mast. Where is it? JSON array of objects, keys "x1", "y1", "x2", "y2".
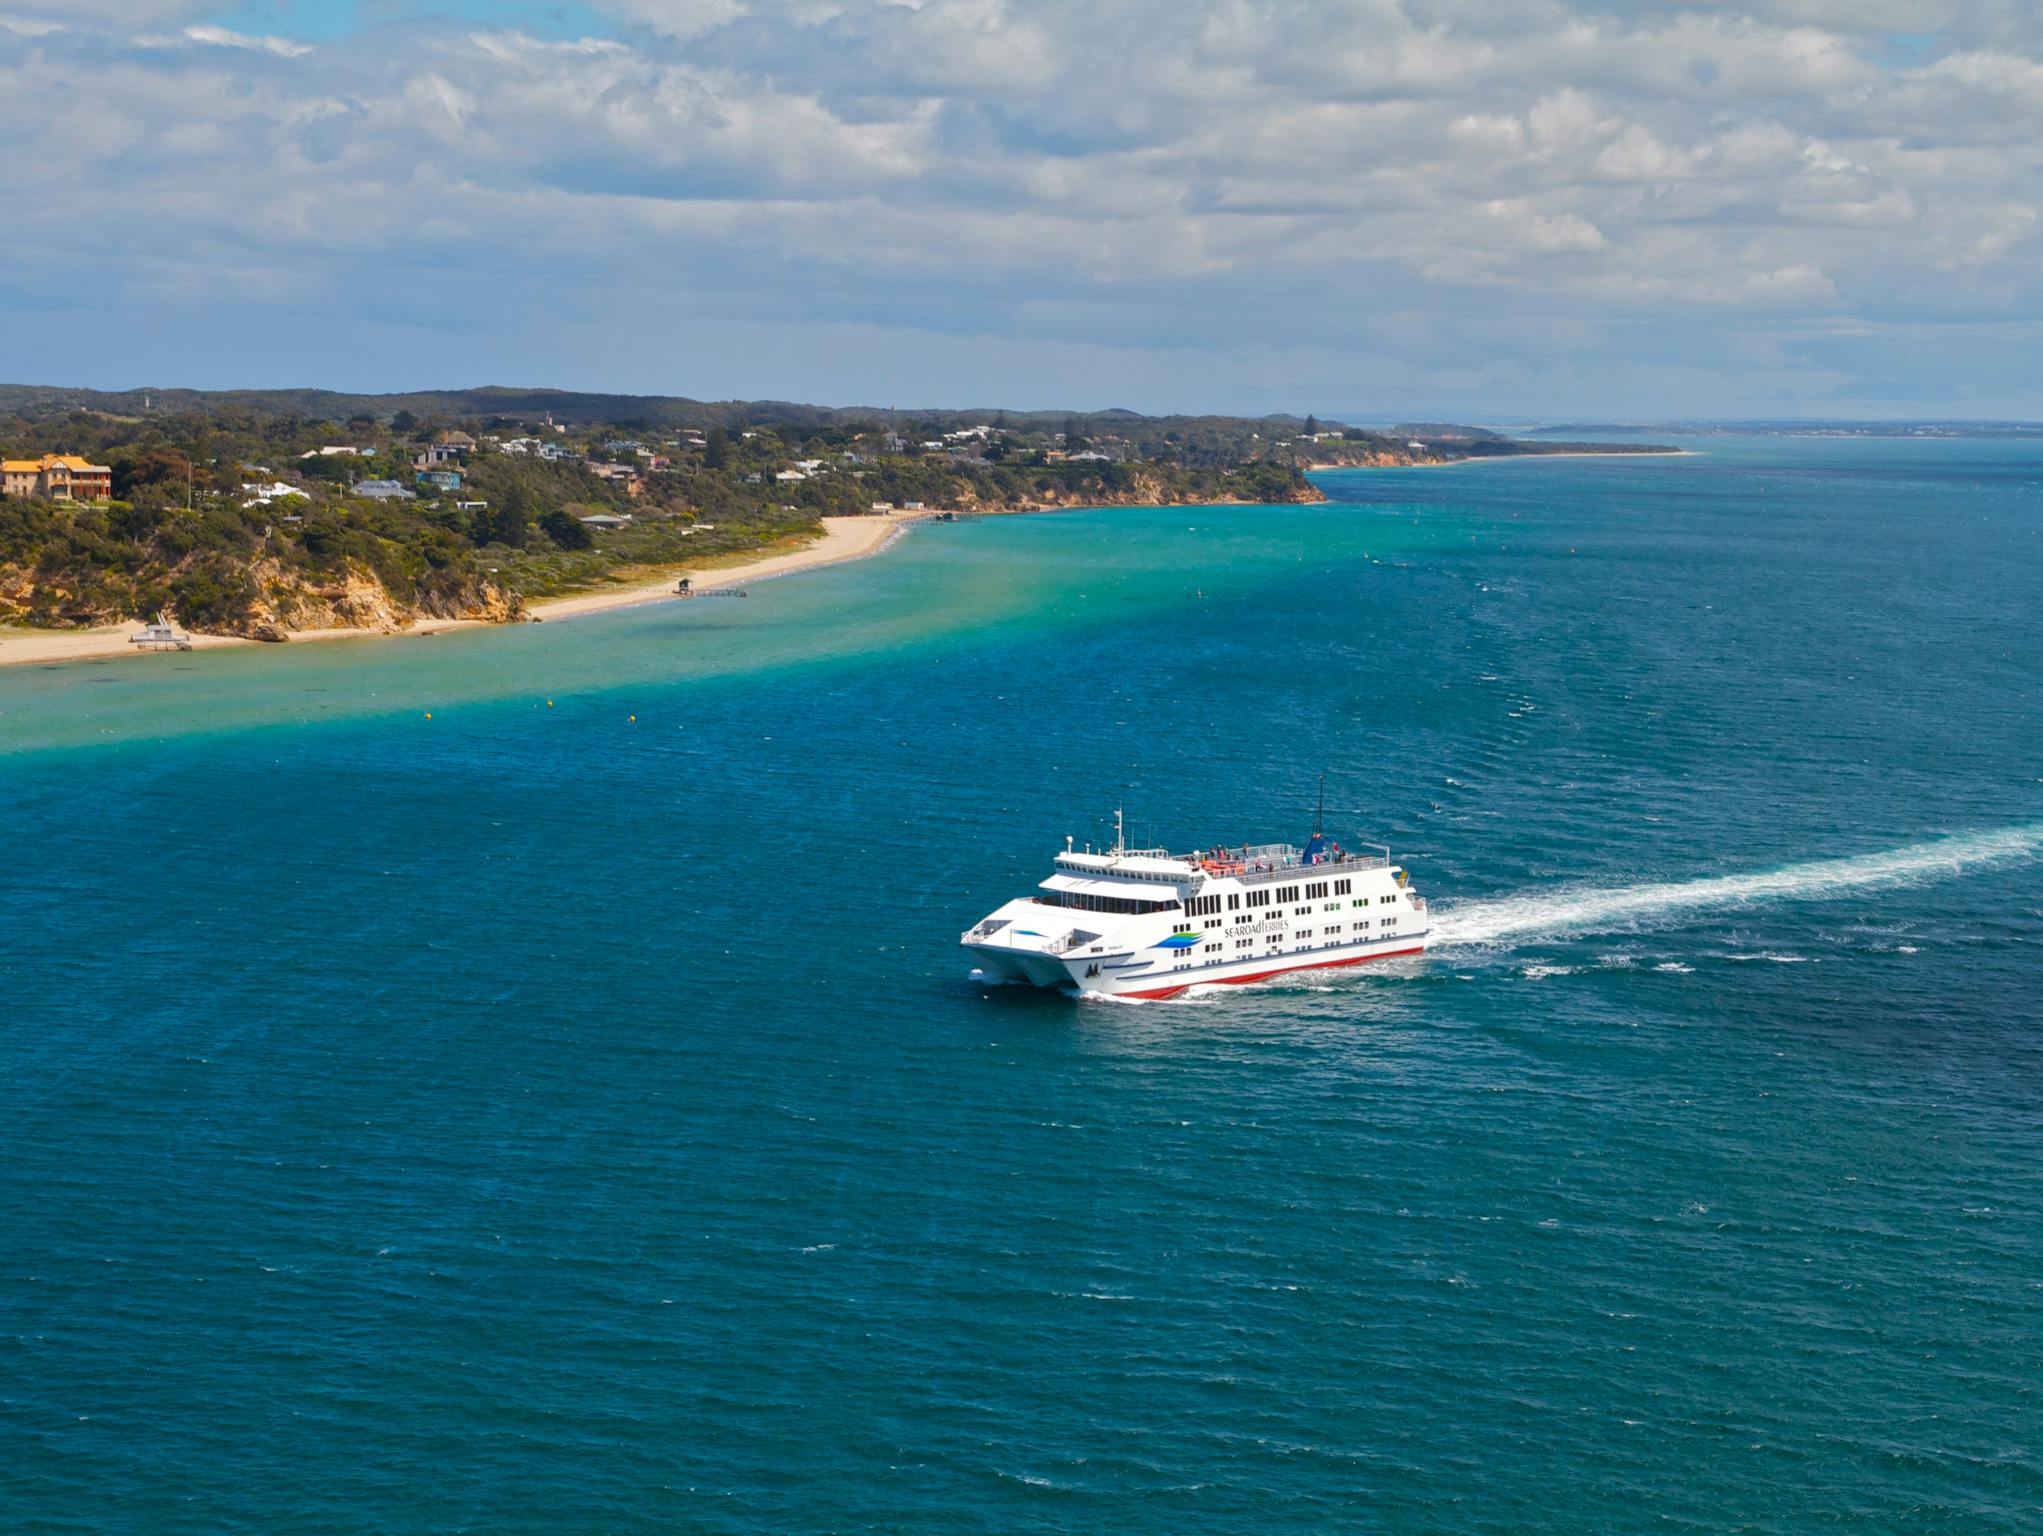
[{"x1": 1314, "y1": 772, "x2": 1325, "y2": 838}]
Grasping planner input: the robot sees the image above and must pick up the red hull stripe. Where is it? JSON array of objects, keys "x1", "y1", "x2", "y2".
[{"x1": 1119, "y1": 945, "x2": 1426, "y2": 1001}]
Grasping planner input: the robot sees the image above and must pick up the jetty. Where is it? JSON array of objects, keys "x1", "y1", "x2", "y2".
[
  {"x1": 676, "y1": 578, "x2": 747, "y2": 599},
  {"x1": 130, "y1": 613, "x2": 193, "y2": 651}
]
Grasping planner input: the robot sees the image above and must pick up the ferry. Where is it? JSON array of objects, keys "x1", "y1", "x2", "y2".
[{"x1": 962, "y1": 810, "x2": 1428, "y2": 1000}]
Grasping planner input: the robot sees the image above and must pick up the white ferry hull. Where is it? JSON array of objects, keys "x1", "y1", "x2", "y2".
[
  {"x1": 1097, "y1": 932, "x2": 1428, "y2": 1000},
  {"x1": 969, "y1": 930, "x2": 1426, "y2": 999}
]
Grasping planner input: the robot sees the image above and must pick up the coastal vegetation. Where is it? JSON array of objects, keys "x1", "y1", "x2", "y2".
[{"x1": 0, "y1": 386, "x2": 1668, "y2": 638}]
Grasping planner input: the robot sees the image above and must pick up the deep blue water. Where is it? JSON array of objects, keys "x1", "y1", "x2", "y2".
[{"x1": 3, "y1": 439, "x2": 2040, "y2": 1532}]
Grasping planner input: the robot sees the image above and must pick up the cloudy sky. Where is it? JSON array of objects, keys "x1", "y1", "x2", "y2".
[{"x1": 3, "y1": 1, "x2": 2040, "y2": 417}]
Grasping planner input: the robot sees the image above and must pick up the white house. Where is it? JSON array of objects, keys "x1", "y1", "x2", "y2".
[{"x1": 241, "y1": 481, "x2": 308, "y2": 507}]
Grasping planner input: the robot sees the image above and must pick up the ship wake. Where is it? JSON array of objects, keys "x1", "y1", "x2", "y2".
[{"x1": 1429, "y1": 820, "x2": 2043, "y2": 952}]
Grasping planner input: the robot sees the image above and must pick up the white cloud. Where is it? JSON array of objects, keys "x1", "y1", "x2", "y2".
[{"x1": 1, "y1": 0, "x2": 2041, "y2": 412}]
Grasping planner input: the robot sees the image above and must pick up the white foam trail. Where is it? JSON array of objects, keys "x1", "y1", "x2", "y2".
[{"x1": 1430, "y1": 820, "x2": 2043, "y2": 951}]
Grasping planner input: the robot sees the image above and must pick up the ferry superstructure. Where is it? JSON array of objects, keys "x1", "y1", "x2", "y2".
[{"x1": 961, "y1": 814, "x2": 1428, "y2": 1000}]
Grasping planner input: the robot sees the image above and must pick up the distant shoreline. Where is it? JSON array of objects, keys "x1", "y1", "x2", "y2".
[{"x1": 1308, "y1": 449, "x2": 1694, "y2": 470}]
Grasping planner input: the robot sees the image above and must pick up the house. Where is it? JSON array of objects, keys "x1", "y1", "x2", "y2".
[
  {"x1": 416, "y1": 469, "x2": 463, "y2": 493},
  {"x1": 2, "y1": 454, "x2": 113, "y2": 501},
  {"x1": 587, "y1": 462, "x2": 645, "y2": 497},
  {"x1": 870, "y1": 501, "x2": 895, "y2": 513},
  {"x1": 578, "y1": 513, "x2": 633, "y2": 530},
  {"x1": 774, "y1": 469, "x2": 807, "y2": 482},
  {"x1": 454, "y1": 499, "x2": 489, "y2": 513},
  {"x1": 299, "y1": 445, "x2": 368, "y2": 459},
  {"x1": 436, "y1": 431, "x2": 477, "y2": 454},
  {"x1": 1068, "y1": 450, "x2": 1112, "y2": 462},
  {"x1": 241, "y1": 481, "x2": 308, "y2": 507},
  {"x1": 415, "y1": 443, "x2": 463, "y2": 468},
  {"x1": 352, "y1": 479, "x2": 416, "y2": 501}
]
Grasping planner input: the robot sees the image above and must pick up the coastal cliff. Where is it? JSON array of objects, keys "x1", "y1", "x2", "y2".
[{"x1": 0, "y1": 547, "x2": 523, "y2": 641}]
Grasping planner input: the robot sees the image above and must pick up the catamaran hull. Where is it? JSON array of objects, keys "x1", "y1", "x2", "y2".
[
  {"x1": 969, "y1": 933, "x2": 1428, "y2": 999},
  {"x1": 1103, "y1": 939, "x2": 1426, "y2": 999},
  {"x1": 964, "y1": 946, "x2": 1079, "y2": 988}
]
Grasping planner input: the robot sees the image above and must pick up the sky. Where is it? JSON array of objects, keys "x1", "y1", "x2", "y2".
[{"x1": 2, "y1": 1, "x2": 2041, "y2": 419}]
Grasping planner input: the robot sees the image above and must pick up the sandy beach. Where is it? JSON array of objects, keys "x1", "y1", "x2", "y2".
[{"x1": 0, "y1": 513, "x2": 916, "y2": 672}]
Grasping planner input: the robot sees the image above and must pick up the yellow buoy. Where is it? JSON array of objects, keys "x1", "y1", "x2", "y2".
[
  {"x1": 424, "y1": 712, "x2": 432, "y2": 720},
  {"x1": 629, "y1": 714, "x2": 636, "y2": 723}
]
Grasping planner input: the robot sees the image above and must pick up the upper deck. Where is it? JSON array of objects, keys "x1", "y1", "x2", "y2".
[{"x1": 1051, "y1": 840, "x2": 1395, "y2": 891}]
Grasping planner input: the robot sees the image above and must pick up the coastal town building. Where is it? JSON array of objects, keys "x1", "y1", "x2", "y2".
[
  {"x1": 241, "y1": 481, "x2": 308, "y2": 507},
  {"x1": 416, "y1": 469, "x2": 463, "y2": 493},
  {"x1": 587, "y1": 462, "x2": 645, "y2": 497},
  {"x1": 3, "y1": 454, "x2": 114, "y2": 502},
  {"x1": 352, "y1": 479, "x2": 416, "y2": 501}
]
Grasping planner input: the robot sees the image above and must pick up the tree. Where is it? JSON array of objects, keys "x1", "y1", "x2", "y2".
[
  {"x1": 390, "y1": 410, "x2": 418, "y2": 435},
  {"x1": 1304, "y1": 414, "x2": 1320, "y2": 436},
  {"x1": 703, "y1": 427, "x2": 730, "y2": 470},
  {"x1": 471, "y1": 483, "x2": 530, "y2": 547},
  {"x1": 115, "y1": 448, "x2": 194, "y2": 508},
  {"x1": 539, "y1": 507, "x2": 592, "y2": 550},
  {"x1": 1064, "y1": 416, "x2": 1087, "y2": 451}
]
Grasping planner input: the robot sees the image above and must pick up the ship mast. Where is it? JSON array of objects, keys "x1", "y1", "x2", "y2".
[
  {"x1": 1114, "y1": 807, "x2": 1125, "y2": 855},
  {"x1": 1313, "y1": 772, "x2": 1325, "y2": 838}
]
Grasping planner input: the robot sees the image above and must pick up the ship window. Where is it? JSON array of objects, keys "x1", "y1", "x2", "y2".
[
  {"x1": 1227, "y1": 893, "x2": 1240, "y2": 911},
  {"x1": 1335, "y1": 879, "x2": 1351, "y2": 895}
]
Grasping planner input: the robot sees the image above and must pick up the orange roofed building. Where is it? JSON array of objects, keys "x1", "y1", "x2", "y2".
[{"x1": 2, "y1": 454, "x2": 114, "y2": 502}]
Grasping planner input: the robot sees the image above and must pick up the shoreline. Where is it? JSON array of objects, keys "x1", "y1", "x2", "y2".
[
  {"x1": 0, "y1": 513, "x2": 918, "y2": 671},
  {"x1": 0, "y1": 483, "x2": 1408, "y2": 673}
]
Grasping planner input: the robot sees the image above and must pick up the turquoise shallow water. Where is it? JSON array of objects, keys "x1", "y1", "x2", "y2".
[{"x1": 3, "y1": 439, "x2": 2040, "y2": 1532}]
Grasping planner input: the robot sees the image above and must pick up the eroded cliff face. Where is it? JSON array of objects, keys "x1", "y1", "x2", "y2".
[
  {"x1": 0, "y1": 557, "x2": 526, "y2": 640},
  {"x1": 1302, "y1": 446, "x2": 1438, "y2": 469},
  {"x1": 244, "y1": 561, "x2": 526, "y2": 640},
  {"x1": 948, "y1": 471, "x2": 1325, "y2": 511}
]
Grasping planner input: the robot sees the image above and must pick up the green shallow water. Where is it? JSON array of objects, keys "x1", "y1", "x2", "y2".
[{"x1": 2, "y1": 439, "x2": 2040, "y2": 1532}]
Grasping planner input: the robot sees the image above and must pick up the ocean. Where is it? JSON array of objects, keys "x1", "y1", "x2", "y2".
[{"x1": 3, "y1": 437, "x2": 2039, "y2": 1532}]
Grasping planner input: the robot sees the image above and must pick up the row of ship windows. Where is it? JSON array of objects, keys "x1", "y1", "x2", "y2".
[
  {"x1": 1211, "y1": 919, "x2": 1402, "y2": 952},
  {"x1": 1188, "y1": 878, "x2": 1369, "y2": 918}
]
